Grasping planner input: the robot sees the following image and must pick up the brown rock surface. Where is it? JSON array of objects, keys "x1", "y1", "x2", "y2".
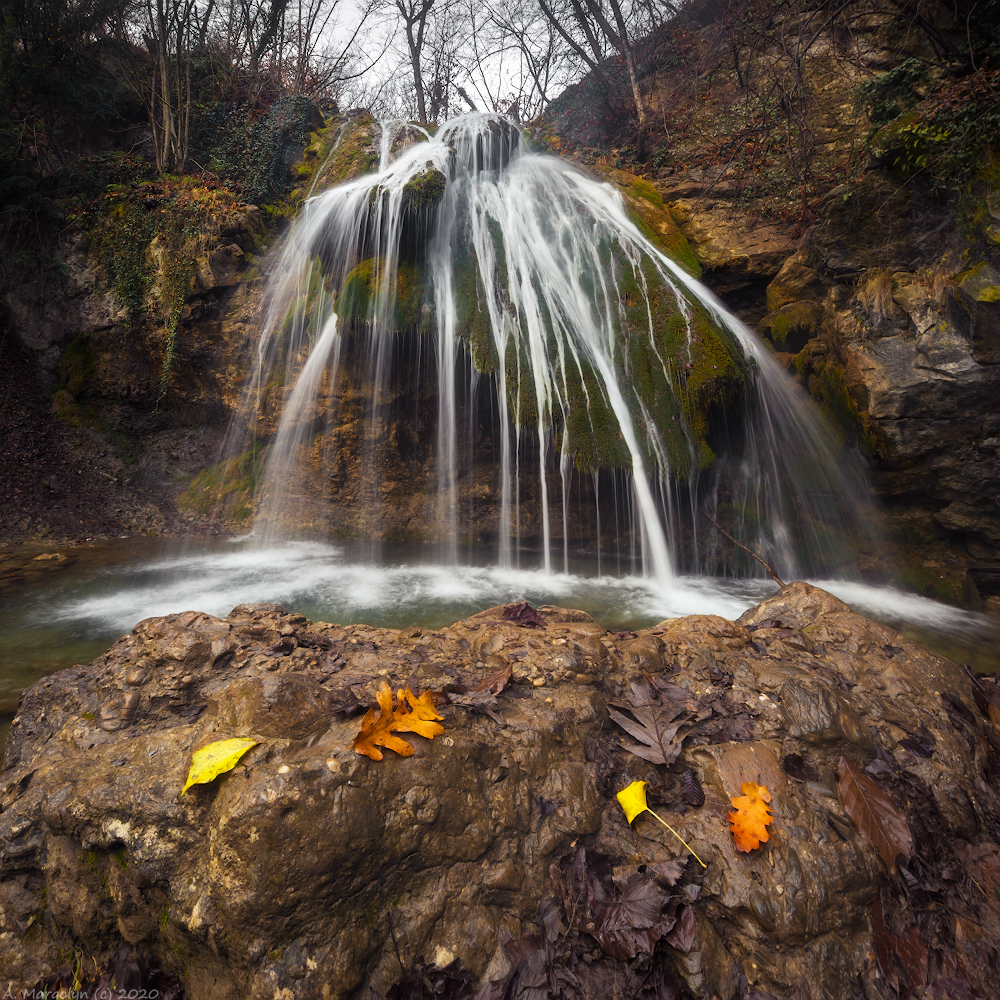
[{"x1": 3, "y1": 583, "x2": 999, "y2": 999}]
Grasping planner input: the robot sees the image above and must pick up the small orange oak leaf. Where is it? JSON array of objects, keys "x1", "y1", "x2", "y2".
[
  {"x1": 728, "y1": 782, "x2": 774, "y2": 853},
  {"x1": 352, "y1": 682, "x2": 445, "y2": 760}
]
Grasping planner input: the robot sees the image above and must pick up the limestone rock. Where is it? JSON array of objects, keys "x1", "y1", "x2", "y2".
[{"x1": 3, "y1": 585, "x2": 998, "y2": 1000}]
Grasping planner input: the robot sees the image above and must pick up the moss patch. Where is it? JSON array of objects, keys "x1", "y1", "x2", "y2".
[
  {"x1": 593, "y1": 166, "x2": 702, "y2": 278},
  {"x1": 335, "y1": 257, "x2": 424, "y2": 331},
  {"x1": 177, "y1": 446, "x2": 265, "y2": 525}
]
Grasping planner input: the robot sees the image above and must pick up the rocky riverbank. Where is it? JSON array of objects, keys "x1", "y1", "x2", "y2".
[{"x1": 3, "y1": 583, "x2": 999, "y2": 999}]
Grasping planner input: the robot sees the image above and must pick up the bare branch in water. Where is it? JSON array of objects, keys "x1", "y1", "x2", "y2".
[{"x1": 701, "y1": 509, "x2": 785, "y2": 587}]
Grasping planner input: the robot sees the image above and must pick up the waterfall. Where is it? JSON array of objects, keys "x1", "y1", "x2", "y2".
[{"x1": 239, "y1": 112, "x2": 884, "y2": 584}]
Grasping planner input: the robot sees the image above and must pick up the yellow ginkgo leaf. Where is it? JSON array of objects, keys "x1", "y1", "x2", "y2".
[
  {"x1": 616, "y1": 779, "x2": 707, "y2": 868},
  {"x1": 181, "y1": 738, "x2": 259, "y2": 794},
  {"x1": 617, "y1": 779, "x2": 652, "y2": 824}
]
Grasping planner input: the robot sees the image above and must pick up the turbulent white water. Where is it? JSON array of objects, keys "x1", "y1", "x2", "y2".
[
  {"x1": 39, "y1": 541, "x2": 983, "y2": 638},
  {"x1": 237, "y1": 112, "x2": 883, "y2": 583}
]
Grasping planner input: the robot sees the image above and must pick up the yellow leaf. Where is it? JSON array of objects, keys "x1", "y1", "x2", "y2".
[
  {"x1": 395, "y1": 685, "x2": 445, "y2": 738},
  {"x1": 400, "y1": 686, "x2": 444, "y2": 721},
  {"x1": 616, "y1": 779, "x2": 707, "y2": 868},
  {"x1": 617, "y1": 780, "x2": 650, "y2": 824},
  {"x1": 182, "y1": 738, "x2": 259, "y2": 794}
]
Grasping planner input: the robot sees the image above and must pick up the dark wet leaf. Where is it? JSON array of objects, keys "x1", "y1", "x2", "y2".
[
  {"x1": 297, "y1": 633, "x2": 336, "y2": 651},
  {"x1": 609, "y1": 680, "x2": 691, "y2": 765},
  {"x1": 385, "y1": 957, "x2": 478, "y2": 1000},
  {"x1": 537, "y1": 796, "x2": 558, "y2": 818},
  {"x1": 326, "y1": 686, "x2": 363, "y2": 715},
  {"x1": 645, "y1": 859, "x2": 686, "y2": 886},
  {"x1": 963, "y1": 664, "x2": 1000, "y2": 717},
  {"x1": 899, "y1": 726, "x2": 935, "y2": 758},
  {"x1": 592, "y1": 872, "x2": 673, "y2": 960},
  {"x1": 537, "y1": 896, "x2": 566, "y2": 945},
  {"x1": 781, "y1": 753, "x2": 819, "y2": 781},
  {"x1": 864, "y1": 757, "x2": 894, "y2": 779},
  {"x1": 27, "y1": 943, "x2": 185, "y2": 1000},
  {"x1": 941, "y1": 691, "x2": 977, "y2": 729},
  {"x1": 899, "y1": 864, "x2": 923, "y2": 896},
  {"x1": 746, "y1": 618, "x2": 784, "y2": 631},
  {"x1": 873, "y1": 888, "x2": 928, "y2": 989},
  {"x1": 502, "y1": 602, "x2": 547, "y2": 628},
  {"x1": 665, "y1": 904, "x2": 696, "y2": 953},
  {"x1": 928, "y1": 979, "x2": 977, "y2": 1000},
  {"x1": 838, "y1": 756, "x2": 912, "y2": 870},
  {"x1": 680, "y1": 769, "x2": 705, "y2": 806},
  {"x1": 452, "y1": 663, "x2": 513, "y2": 711}
]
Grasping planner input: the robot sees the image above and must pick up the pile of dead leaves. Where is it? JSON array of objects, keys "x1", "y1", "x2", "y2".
[{"x1": 829, "y1": 667, "x2": 1000, "y2": 1000}]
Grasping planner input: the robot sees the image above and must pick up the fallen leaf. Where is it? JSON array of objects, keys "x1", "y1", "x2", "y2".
[
  {"x1": 609, "y1": 679, "x2": 691, "y2": 765},
  {"x1": 728, "y1": 782, "x2": 773, "y2": 852},
  {"x1": 665, "y1": 904, "x2": 697, "y2": 953},
  {"x1": 679, "y1": 769, "x2": 705, "y2": 807},
  {"x1": 592, "y1": 872, "x2": 673, "y2": 960},
  {"x1": 352, "y1": 682, "x2": 444, "y2": 760},
  {"x1": 616, "y1": 780, "x2": 707, "y2": 867},
  {"x1": 448, "y1": 663, "x2": 512, "y2": 709},
  {"x1": 501, "y1": 601, "x2": 546, "y2": 628},
  {"x1": 182, "y1": 738, "x2": 258, "y2": 794},
  {"x1": 873, "y1": 886, "x2": 928, "y2": 989},
  {"x1": 837, "y1": 756, "x2": 912, "y2": 869},
  {"x1": 781, "y1": 753, "x2": 818, "y2": 781}
]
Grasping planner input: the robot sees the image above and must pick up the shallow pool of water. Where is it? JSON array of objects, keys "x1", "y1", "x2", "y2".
[{"x1": 2, "y1": 537, "x2": 997, "y2": 728}]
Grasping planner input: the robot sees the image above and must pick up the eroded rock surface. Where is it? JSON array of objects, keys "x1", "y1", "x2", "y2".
[{"x1": 2, "y1": 584, "x2": 999, "y2": 999}]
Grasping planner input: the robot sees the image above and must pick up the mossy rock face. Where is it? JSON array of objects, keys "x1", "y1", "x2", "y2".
[
  {"x1": 593, "y1": 166, "x2": 702, "y2": 278},
  {"x1": 335, "y1": 257, "x2": 425, "y2": 331},
  {"x1": 760, "y1": 300, "x2": 823, "y2": 352},
  {"x1": 307, "y1": 115, "x2": 379, "y2": 194},
  {"x1": 956, "y1": 262, "x2": 1000, "y2": 363},
  {"x1": 177, "y1": 447, "x2": 265, "y2": 526},
  {"x1": 58, "y1": 334, "x2": 95, "y2": 398},
  {"x1": 402, "y1": 167, "x2": 446, "y2": 210},
  {"x1": 451, "y1": 224, "x2": 747, "y2": 479}
]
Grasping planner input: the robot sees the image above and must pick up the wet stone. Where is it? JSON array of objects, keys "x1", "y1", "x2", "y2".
[{"x1": 2, "y1": 584, "x2": 999, "y2": 1000}]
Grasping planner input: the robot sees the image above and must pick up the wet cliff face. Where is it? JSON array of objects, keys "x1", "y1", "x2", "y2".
[
  {"x1": 649, "y1": 166, "x2": 1000, "y2": 606},
  {"x1": 0, "y1": 185, "x2": 266, "y2": 541}
]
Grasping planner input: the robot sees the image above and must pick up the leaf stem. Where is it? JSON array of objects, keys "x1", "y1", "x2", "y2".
[{"x1": 647, "y1": 807, "x2": 708, "y2": 868}]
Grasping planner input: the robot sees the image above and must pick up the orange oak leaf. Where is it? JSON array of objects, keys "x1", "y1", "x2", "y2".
[
  {"x1": 394, "y1": 686, "x2": 446, "y2": 739},
  {"x1": 352, "y1": 682, "x2": 445, "y2": 760},
  {"x1": 728, "y1": 782, "x2": 774, "y2": 852}
]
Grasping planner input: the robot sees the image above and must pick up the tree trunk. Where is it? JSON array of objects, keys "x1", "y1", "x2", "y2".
[{"x1": 405, "y1": 22, "x2": 427, "y2": 124}]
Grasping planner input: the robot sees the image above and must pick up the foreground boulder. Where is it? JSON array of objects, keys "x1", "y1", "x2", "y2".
[{"x1": 2, "y1": 583, "x2": 999, "y2": 999}]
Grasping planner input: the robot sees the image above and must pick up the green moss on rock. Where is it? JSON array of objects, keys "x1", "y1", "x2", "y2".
[
  {"x1": 335, "y1": 257, "x2": 424, "y2": 331},
  {"x1": 177, "y1": 446, "x2": 265, "y2": 525}
]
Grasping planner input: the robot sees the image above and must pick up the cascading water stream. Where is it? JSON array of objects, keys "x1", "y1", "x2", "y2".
[{"x1": 240, "y1": 112, "x2": 884, "y2": 586}]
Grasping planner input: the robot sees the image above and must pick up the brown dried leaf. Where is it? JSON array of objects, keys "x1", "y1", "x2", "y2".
[
  {"x1": 592, "y1": 872, "x2": 673, "y2": 960},
  {"x1": 837, "y1": 756, "x2": 912, "y2": 869},
  {"x1": 609, "y1": 680, "x2": 690, "y2": 765},
  {"x1": 501, "y1": 602, "x2": 546, "y2": 628}
]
